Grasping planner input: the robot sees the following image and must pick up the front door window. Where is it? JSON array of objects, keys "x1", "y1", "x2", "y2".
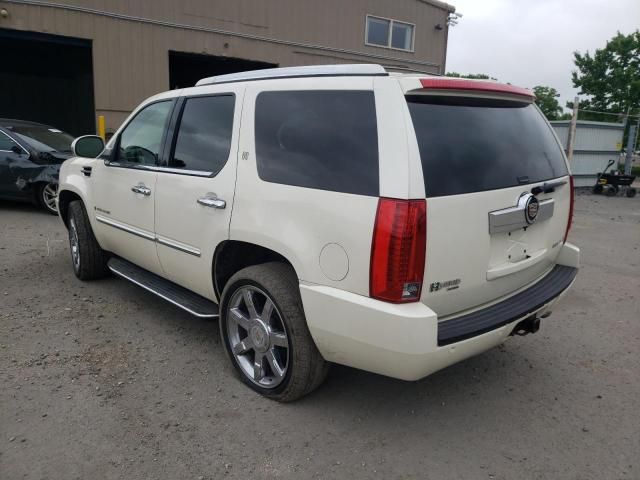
[{"x1": 116, "y1": 101, "x2": 173, "y2": 165}]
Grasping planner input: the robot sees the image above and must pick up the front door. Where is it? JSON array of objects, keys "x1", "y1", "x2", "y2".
[
  {"x1": 154, "y1": 89, "x2": 242, "y2": 300},
  {"x1": 91, "y1": 100, "x2": 174, "y2": 275}
]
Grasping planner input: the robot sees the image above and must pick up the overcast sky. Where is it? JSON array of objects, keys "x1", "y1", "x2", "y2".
[{"x1": 446, "y1": 0, "x2": 640, "y2": 111}]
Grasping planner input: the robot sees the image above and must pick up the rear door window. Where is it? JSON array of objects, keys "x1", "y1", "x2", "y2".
[
  {"x1": 254, "y1": 90, "x2": 379, "y2": 196},
  {"x1": 170, "y1": 95, "x2": 235, "y2": 175},
  {"x1": 407, "y1": 96, "x2": 568, "y2": 197}
]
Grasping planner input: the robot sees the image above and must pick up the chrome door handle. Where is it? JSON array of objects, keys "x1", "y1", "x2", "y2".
[
  {"x1": 131, "y1": 184, "x2": 151, "y2": 196},
  {"x1": 197, "y1": 194, "x2": 226, "y2": 209}
]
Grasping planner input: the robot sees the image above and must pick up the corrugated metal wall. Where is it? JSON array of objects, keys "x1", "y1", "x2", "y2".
[
  {"x1": 0, "y1": 0, "x2": 452, "y2": 132},
  {"x1": 551, "y1": 120, "x2": 624, "y2": 187}
]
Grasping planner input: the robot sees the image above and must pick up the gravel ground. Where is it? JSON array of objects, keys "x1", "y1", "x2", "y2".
[{"x1": 1, "y1": 192, "x2": 639, "y2": 480}]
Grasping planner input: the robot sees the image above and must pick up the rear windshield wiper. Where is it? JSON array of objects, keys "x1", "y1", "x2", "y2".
[{"x1": 531, "y1": 179, "x2": 567, "y2": 195}]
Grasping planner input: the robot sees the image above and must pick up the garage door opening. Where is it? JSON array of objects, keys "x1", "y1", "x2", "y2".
[
  {"x1": 169, "y1": 51, "x2": 277, "y2": 89},
  {"x1": 0, "y1": 29, "x2": 95, "y2": 137}
]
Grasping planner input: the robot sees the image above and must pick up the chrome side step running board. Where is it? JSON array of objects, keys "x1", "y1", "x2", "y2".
[{"x1": 107, "y1": 257, "x2": 219, "y2": 318}]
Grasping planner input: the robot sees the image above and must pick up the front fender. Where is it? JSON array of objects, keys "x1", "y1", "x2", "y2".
[{"x1": 57, "y1": 157, "x2": 98, "y2": 229}]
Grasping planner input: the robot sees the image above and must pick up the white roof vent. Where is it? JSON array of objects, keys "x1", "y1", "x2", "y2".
[{"x1": 196, "y1": 64, "x2": 387, "y2": 86}]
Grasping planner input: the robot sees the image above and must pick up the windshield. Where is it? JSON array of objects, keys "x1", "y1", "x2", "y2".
[
  {"x1": 406, "y1": 95, "x2": 568, "y2": 197},
  {"x1": 9, "y1": 125, "x2": 74, "y2": 153}
]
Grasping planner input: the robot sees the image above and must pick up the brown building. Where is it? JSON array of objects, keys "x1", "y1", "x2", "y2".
[{"x1": 0, "y1": 0, "x2": 455, "y2": 136}]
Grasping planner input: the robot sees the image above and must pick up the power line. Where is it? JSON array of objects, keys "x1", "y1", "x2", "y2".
[{"x1": 578, "y1": 108, "x2": 640, "y2": 119}]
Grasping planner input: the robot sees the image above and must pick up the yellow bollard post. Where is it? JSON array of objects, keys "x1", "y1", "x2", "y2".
[{"x1": 97, "y1": 115, "x2": 106, "y2": 140}]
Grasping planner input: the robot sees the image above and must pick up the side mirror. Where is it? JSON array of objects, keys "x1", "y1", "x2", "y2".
[{"x1": 72, "y1": 135, "x2": 105, "y2": 158}]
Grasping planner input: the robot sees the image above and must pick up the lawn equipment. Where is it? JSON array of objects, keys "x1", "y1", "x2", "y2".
[{"x1": 592, "y1": 159, "x2": 637, "y2": 197}]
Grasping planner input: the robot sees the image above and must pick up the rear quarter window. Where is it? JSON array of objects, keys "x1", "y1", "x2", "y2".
[
  {"x1": 255, "y1": 90, "x2": 379, "y2": 196},
  {"x1": 407, "y1": 96, "x2": 568, "y2": 197}
]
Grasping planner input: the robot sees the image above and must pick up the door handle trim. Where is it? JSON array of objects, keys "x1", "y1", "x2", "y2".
[
  {"x1": 197, "y1": 194, "x2": 226, "y2": 209},
  {"x1": 131, "y1": 184, "x2": 152, "y2": 196}
]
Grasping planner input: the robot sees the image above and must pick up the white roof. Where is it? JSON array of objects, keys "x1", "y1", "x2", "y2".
[{"x1": 196, "y1": 64, "x2": 388, "y2": 86}]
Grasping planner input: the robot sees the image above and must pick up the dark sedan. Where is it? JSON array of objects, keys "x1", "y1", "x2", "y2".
[{"x1": 0, "y1": 119, "x2": 75, "y2": 214}]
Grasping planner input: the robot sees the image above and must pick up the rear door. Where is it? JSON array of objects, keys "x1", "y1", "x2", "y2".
[
  {"x1": 403, "y1": 83, "x2": 571, "y2": 317},
  {"x1": 154, "y1": 88, "x2": 242, "y2": 299}
]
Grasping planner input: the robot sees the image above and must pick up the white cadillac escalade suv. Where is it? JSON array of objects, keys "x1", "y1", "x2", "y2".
[{"x1": 57, "y1": 65, "x2": 580, "y2": 401}]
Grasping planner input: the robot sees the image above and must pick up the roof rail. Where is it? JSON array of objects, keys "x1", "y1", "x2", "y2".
[{"x1": 196, "y1": 64, "x2": 388, "y2": 86}]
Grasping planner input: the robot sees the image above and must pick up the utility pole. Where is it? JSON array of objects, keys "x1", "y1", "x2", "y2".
[
  {"x1": 624, "y1": 117, "x2": 638, "y2": 175},
  {"x1": 566, "y1": 96, "x2": 579, "y2": 163}
]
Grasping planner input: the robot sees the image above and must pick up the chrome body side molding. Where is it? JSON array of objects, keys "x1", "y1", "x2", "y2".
[
  {"x1": 96, "y1": 215, "x2": 201, "y2": 257},
  {"x1": 95, "y1": 214, "x2": 155, "y2": 241},
  {"x1": 155, "y1": 235, "x2": 201, "y2": 257}
]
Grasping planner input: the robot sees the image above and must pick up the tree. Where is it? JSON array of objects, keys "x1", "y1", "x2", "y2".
[
  {"x1": 570, "y1": 30, "x2": 640, "y2": 148},
  {"x1": 446, "y1": 72, "x2": 498, "y2": 81},
  {"x1": 533, "y1": 86, "x2": 563, "y2": 120}
]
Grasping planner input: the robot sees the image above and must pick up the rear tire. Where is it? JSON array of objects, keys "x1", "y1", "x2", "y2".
[
  {"x1": 606, "y1": 185, "x2": 618, "y2": 196},
  {"x1": 626, "y1": 188, "x2": 637, "y2": 198},
  {"x1": 37, "y1": 182, "x2": 59, "y2": 215},
  {"x1": 219, "y1": 262, "x2": 329, "y2": 402},
  {"x1": 67, "y1": 200, "x2": 109, "y2": 280}
]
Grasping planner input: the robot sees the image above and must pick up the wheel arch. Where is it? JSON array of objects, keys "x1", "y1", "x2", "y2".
[
  {"x1": 213, "y1": 240, "x2": 299, "y2": 300},
  {"x1": 58, "y1": 189, "x2": 83, "y2": 227}
]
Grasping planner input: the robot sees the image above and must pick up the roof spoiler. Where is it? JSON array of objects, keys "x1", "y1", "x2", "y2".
[{"x1": 419, "y1": 78, "x2": 535, "y2": 99}]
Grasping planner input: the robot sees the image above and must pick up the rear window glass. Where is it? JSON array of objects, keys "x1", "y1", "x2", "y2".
[
  {"x1": 255, "y1": 90, "x2": 379, "y2": 196},
  {"x1": 9, "y1": 125, "x2": 74, "y2": 153},
  {"x1": 407, "y1": 96, "x2": 568, "y2": 197}
]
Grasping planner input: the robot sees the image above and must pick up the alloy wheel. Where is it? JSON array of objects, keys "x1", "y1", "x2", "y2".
[
  {"x1": 42, "y1": 183, "x2": 58, "y2": 214},
  {"x1": 226, "y1": 286, "x2": 290, "y2": 388}
]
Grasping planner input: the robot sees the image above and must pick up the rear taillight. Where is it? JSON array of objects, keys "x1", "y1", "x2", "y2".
[
  {"x1": 564, "y1": 176, "x2": 574, "y2": 243},
  {"x1": 370, "y1": 198, "x2": 426, "y2": 303}
]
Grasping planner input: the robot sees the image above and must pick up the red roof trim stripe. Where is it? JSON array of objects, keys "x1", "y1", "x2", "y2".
[{"x1": 419, "y1": 78, "x2": 535, "y2": 99}]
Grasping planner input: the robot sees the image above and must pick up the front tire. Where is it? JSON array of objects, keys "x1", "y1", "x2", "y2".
[
  {"x1": 37, "y1": 182, "x2": 59, "y2": 215},
  {"x1": 219, "y1": 262, "x2": 329, "y2": 402},
  {"x1": 67, "y1": 200, "x2": 109, "y2": 280}
]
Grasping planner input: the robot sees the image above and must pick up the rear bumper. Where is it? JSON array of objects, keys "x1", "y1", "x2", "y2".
[
  {"x1": 300, "y1": 243, "x2": 579, "y2": 381},
  {"x1": 438, "y1": 264, "x2": 578, "y2": 346}
]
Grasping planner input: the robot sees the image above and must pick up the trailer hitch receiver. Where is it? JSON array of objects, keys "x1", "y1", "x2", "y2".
[{"x1": 511, "y1": 315, "x2": 541, "y2": 336}]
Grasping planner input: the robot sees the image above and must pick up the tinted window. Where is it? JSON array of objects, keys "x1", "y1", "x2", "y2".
[
  {"x1": 255, "y1": 90, "x2": 379, "y2": 196},
  {"x1": 117, "y1": 101, "x2": 173, "y2": 165},
  {"x1": 407, "y1": 96, "x2": 568, "y2": 197},
  {"x1": 171, "y1": 95, "x2": 234, "y2": 174},
  {"x1": 0, "y1": 132, "x2": 18, "y2": 151}
]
